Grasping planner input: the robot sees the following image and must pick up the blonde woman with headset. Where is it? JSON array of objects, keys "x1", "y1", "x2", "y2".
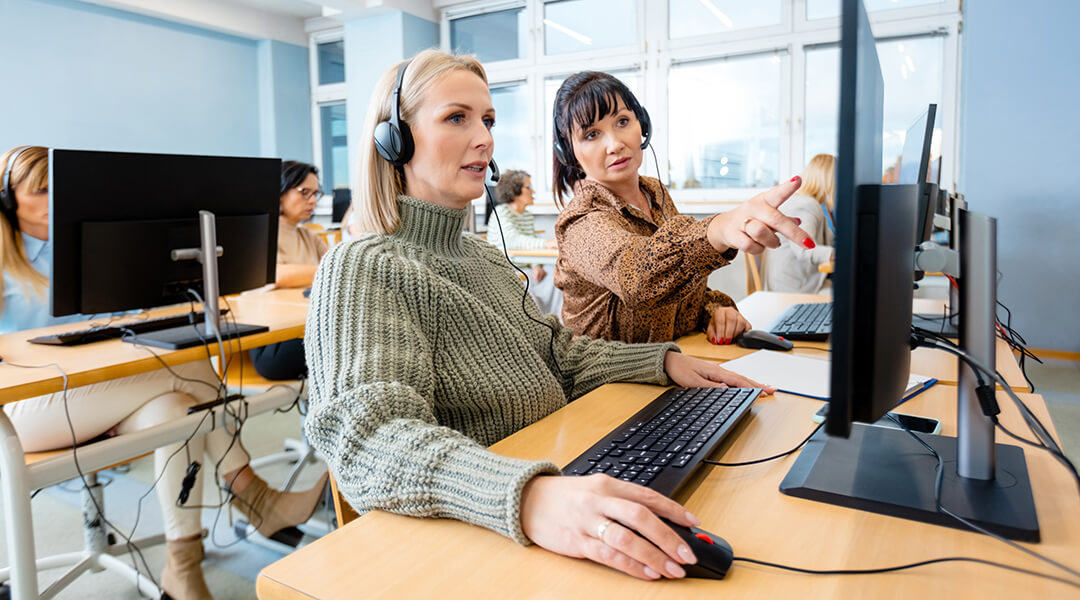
[
  {"x1": 0, "y1": 147, "x2": 326, "y2": 600},
  {"x1": 303, "y1": 49, "x2": 774, "y2": 583}
]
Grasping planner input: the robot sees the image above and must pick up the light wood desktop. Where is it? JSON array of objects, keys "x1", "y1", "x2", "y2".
[
  {"x1": 507, "y1": 247, "x2": 559, "y2": 265},
  {"x1": 674, "y1": 292, "x2": 1029, "y2": 391},
  {"x1": 256, "y1": 381, "x2": 1078, "y2": 599},
  {"x1": 0, "y1": 289, "x2": 308, "y2": 600}
]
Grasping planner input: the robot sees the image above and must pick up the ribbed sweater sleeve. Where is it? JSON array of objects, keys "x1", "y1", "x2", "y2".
[{"x1": 304, "y1": 240, "x2": 559, "y2": 544}]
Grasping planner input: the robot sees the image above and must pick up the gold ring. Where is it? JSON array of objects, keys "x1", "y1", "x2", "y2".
[{"x1": 595, "y1": 518, "x2": 613, "y2": 541}]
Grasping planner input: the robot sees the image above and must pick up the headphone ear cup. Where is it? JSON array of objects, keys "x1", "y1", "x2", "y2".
[
  {"x1": 638, "y1": 106, "x2": 653, "y2": 150},
  {"x1": 552, "y1": 139, "x2": 568, "y2": 167},
  {"x1": 373, "y1": 121, "x2": 403, "y2": 165}
]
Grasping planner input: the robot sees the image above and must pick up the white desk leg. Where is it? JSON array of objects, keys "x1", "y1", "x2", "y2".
[{"x1": 0, "y1": 410, "x2": 39, "y2": 600}]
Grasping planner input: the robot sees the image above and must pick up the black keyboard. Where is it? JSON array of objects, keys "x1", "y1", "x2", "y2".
[
  {"x1": 28, "y1": 309, "x2": 228, "y2": 346},
  {"x1": 563, "y1": 387, "x2": 760, "y2": 497},
  {"x1": 767, "y1": 302, "x2": 832, "y2": 341}
]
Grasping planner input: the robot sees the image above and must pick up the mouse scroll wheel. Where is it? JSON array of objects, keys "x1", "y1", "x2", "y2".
[{"x1": 694, "y1": 533, "x2": 715, "y2": 545}]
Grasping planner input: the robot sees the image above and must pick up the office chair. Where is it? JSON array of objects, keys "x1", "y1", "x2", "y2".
[{"x1": 0, "y1": 449, "x2": 177, "y2": 599}]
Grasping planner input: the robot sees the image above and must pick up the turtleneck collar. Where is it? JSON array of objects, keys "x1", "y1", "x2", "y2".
[{"x1": 390, "y1": 194, "x2": 468, "y2": 256}]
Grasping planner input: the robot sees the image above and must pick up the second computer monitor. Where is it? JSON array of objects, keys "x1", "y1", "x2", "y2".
[
  {"x1": 50, "y1": 150, "x2": 280, "y2": 316},
  {"x1": 899, "y1": 103, "x2": 938, "y2": 246}
]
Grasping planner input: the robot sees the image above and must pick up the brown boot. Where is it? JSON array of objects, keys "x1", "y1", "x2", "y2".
[
  {"x1": 228, "y1": 471, "x2": 329, "y2": 538},
  {"x1": 160, "y1": 537, "x2": 213, "y2": 600}
]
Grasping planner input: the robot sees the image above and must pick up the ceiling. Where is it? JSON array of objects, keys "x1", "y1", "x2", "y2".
[{"x1": 223, "y1": 0, "x2": 324, "y2": 18}]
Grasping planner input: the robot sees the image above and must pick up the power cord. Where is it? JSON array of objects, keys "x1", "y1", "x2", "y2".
[{"x1": 703, "y1": 422, "x2": 823, "y2": 467}]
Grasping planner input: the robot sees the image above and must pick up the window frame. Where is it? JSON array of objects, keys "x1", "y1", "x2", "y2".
[{"x1": 309, "y1": 28, "x2": 348, "y2": 216}]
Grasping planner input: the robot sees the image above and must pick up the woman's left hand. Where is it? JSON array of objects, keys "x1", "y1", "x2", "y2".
[
  {"x1": 663, "y1": 351, "x2": 776, "y2": 395},
  {"x1": 706, "y1": 306, "x2": 751, "y2": 345}
]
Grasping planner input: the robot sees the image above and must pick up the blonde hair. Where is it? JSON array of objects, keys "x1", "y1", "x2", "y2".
[
  {"x1": 355, "y1": 49, "x2": 488, "y2": 234},
  {"x1": 800, "y1": 153, "x2": 836, "y2": 209},
  {"x1": 0, "y1": 146, "x2": 49, "y2": 312}
]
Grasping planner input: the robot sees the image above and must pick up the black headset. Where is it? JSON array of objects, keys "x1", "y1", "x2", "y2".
[
  {"x1": 552, "y1": 99, "x2": 652, "y2": 170},
  {"x1": 373, "y1": 62, "x2": 415, "y2": 167},
  {"x1": 0, "y1": 146, "x2": 32, "y2": 219},
  {"x1": 373, "y1": 59, "x2": 499, "y2": 180}
]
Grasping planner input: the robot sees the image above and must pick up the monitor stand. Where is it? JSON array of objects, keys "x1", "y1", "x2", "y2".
[
  {"x1": 123, "y1": 210, "x2": 267, "y2": 351},
  {"x1": 127, "y1": 322, "x2": 269, "y2": 350},
  {"x1": 779, "y1": 423, "x2": 1038, "y2": 541},
  {"x1": 781, "y1": 208, "x2": 1039, "y2": 541},
  {"x1": 911, "y1": 312, "x2": 959, "y2": 338}
]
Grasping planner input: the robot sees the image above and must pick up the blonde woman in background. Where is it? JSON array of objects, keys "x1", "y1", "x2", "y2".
[{"x1": 761, "y1": 153, "x2": 837, "y2": 293}]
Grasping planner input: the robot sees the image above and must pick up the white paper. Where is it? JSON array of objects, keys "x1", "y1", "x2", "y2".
[{"x1": 720, "y1": 350, "x2": 933, "y2": 399}]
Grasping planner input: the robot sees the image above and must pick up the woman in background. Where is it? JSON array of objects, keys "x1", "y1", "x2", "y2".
[
  {"x1": 486, "y1": 168, "x2": 562, "y2": 316},
  {"x1": 0, "y1": 146, "x2": 327, "y2": 600},
  {"x1": 761, "y1": 153, "x2": 836, "y2": 294},
  {"x1": 250, "y1": 160, "x2": 327, "y2": 380}
]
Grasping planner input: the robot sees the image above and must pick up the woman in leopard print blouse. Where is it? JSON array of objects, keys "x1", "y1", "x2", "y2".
[{"x1": 551, "y1": 71, "x2": 815, "y2": 345}]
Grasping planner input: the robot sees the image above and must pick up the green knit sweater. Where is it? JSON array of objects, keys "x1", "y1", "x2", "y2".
[{"x1": 303, "y1": 195, "x2": 679, "y2": 544}]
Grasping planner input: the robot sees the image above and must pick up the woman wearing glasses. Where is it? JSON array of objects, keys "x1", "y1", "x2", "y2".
[
  {"x1": 485, "y1": 169, "x2": 562, "y2": 316},
  {"x1": 250, "y1": 161, "x2": 326, "y2": 379}
]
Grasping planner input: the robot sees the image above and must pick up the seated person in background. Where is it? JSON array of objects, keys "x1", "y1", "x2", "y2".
[
  {"x1": 304, "y1": 50, "x2": 774, "y2": 583},
  {"x1": 250, "y1": 160, "x2": 327, "y2": 380},
  {"x1": 485, "y1": 168, "x2": 562, "y2": 316},
  {"x1": 761, "y1": 153, "x2": 836, "y2": 294},
  {"x1": 551, "y1": 72, "x2": 813, "y2": 346},
  {"x1": 0, "y1": 146, "x2": 327, "y2": 600}
]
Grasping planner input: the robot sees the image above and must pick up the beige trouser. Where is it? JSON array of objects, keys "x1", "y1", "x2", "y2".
[{"x1": 4, "y1": 361, "x2": 249, "y2": 539}]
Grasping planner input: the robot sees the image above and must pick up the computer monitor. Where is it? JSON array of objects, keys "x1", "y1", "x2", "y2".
[
  {"x1": 50, "y1": 149, "x2": 279, "y2": 346},
  {"x1": 779, "y1": 0, "x2": 1038, "y2": 541},
  {"x1": 898, "y1": 103, "x2": 938, "y2": 246},
  {"x1": 331, "y1": 188, "x2": 351, "y2": 224}
]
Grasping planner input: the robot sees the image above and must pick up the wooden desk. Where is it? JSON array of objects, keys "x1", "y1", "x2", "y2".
[
  {"x1": 256, "y1": 384, "x2": 1078, "y2": 599},
  {"x1": 507, "y1": 248, "x2": 558, "y2": 265},
  {"x1": 675, "y1": 292, "x2": 1029, "y2": 391},
  {"x1": 0, "y1": 289, "x2": 308, "y2": 405},
  {"x1": 0, "y1": 289, "x2": 308, "y2": 600}
]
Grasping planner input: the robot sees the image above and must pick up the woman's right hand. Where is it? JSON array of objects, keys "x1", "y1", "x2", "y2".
[
  {"x1": 519, "y1": 474, "x2": 700, "y2": 580},
  {"x1": 706, "y1": 176, "x2": 813, "y2": 255}
]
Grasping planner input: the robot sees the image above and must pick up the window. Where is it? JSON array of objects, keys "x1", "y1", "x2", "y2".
[
  {"x1": 316, "y1": 40, "x2": 345, "y2": 85},
  {"x1": 490, "y1": 81, "x2": 531, "y2": 183},
  {"x1": 669, "y1": 53, "x2": 783, "y2": 189},
  {"x1": 804, "y1": 35, "x2": 944, "y2": 176},
  {"x1": 450, "y1": 7, "x2": 528, "y2": 63},
  {"x1": 319, "y1": 103, "x2": 349, "y2": 191},
  {"x1": 669, "y1": 0, "x2": 782, "y2": 39},
  {"x1": 543, "y1": 0, "x2": 637, "y2": 55},
  {"x1": 432, "y1": 0, "x2": 960, "y2": 209},
  {"x1": 807, "y1": 0, "x2": 945, "y2": 21}
]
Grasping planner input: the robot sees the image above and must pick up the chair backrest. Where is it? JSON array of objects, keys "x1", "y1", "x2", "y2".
[
  {"x1": 745, "y1": 252, "x2": 763, "y2": 295},
  {"x1": 329, "y1": 474, "x2": 360, "y2": 527}
]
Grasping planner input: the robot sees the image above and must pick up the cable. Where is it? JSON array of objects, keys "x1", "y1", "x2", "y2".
[
  {"x1": 732, "y1": 556, "x2": 1080, "y2": 589},
  {"x1": 704, "y1": 422, "x2": 823, "y2": 467},
  {"x1": 884, "y1": 412, "x2": 1080, "y2": 584},
  {"x1": 484, "y1": 185, "x2": 565, "y2": 381}
]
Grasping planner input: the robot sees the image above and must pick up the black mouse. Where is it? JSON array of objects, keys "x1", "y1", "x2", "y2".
[
  {"x1": 302, "y1": 287, "x2": 312, "y2": 298},
  {"x1": 640, "y1": 518, "x2": 734, "y2": 580},
  {"x1": 735, "y1": 329, "x2": 793, "y2": 351}
]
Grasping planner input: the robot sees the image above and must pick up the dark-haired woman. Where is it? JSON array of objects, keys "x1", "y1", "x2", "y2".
[
  {"x1": 251, "y1": 160, "x2": 326, "y2": 379},
  {"x1": 552, "y1": 72, "x2": 814, "y2": 346}
]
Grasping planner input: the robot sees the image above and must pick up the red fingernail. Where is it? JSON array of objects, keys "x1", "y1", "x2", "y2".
[
  {"x1": 724, "y1": 338, "x2": 730, "y2": 344},
  {"x1": 793, "y1": 217, "x2": 802, "y2": 225},
  {"x1": 790, "y1": 175, "x2": 801, "y2": 183},
  {"x1": 803, "y1": 238, "x2": 816, "y2": 249}
]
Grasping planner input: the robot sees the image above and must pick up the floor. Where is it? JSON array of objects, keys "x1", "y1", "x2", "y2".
[{"x1": 1, "y1": 357, "x2": 1077, "y2": 600}]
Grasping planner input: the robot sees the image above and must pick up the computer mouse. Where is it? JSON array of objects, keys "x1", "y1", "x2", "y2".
[
  {"x1": 735, "y1": 329, "x2": 793, "y2": 351},
  {"x1": 641, "y1": 518, "x2": 734, "y2": 580},
  {"x1": 302, "y1": 287, "x2": 312, "y2": 298}
]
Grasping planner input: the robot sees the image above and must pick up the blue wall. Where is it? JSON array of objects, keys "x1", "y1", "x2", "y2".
[
  {"x1": 0, "y1": 0, "x2": 310, "y2": 161},
  {"x1": 344, "y1": 11, "x2": 438, "y2": 187},
  {"x1": 960, "y1": 1, "x2": 1080, "y2": 352}
]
